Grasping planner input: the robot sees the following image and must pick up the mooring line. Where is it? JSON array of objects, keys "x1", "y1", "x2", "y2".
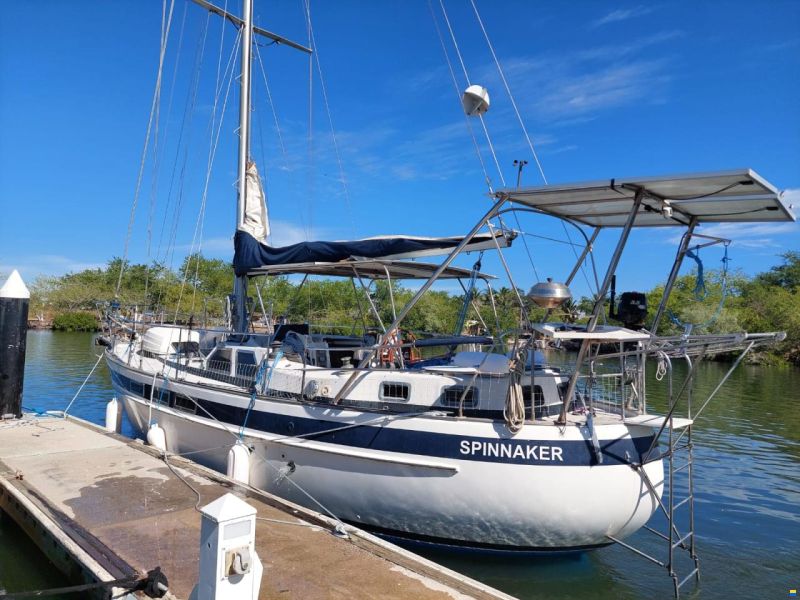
[{"x1": 63, "y1": 353, "x2": 105, "y2": 417}]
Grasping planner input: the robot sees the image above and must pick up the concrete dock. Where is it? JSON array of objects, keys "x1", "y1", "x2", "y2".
[{"x1": 0, "y1": 415, "x2": 513, "y2": 600}]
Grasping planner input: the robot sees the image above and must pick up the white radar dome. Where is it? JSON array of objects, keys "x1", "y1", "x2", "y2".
[{"x1": 462, "y1": 85, "x2": 490, "y2": 116}]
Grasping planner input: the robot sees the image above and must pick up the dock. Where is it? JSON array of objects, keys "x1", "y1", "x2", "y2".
[{"x1": 0, "y1": 415, "x2": 512, "y2": 600}]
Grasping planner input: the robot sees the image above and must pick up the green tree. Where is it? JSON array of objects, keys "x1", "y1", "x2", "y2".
[{"x1": 754, "y1": 251, "x2": 800, "y2": 291}]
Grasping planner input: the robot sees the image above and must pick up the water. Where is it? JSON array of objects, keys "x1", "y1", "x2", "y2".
[
  {"x1": 0, "y1": 514, "x2": 72, "y2": 598},
  {"x1": 7, "y1": 331, "x2": 800, "y2": 598}
]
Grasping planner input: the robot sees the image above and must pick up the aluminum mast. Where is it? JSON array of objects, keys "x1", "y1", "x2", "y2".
[{"x1": 233, "y1": 0, "x2": 254, "y2": 333}]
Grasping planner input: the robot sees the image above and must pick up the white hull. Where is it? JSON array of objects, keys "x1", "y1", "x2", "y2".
[{"x1": 110, "y1": 354, "x2": 663, "y2": 551}]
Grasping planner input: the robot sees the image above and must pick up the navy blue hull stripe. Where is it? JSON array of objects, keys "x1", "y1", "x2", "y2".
[{"x1": 111, "y1": 369, "x2": 653, "y2": 467}]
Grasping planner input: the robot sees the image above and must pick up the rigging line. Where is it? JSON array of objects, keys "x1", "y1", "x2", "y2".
[
  {"x1": 305, "y1": 1, "x2": 356, "y2": 238},
  {"x1": 253, "y1": 36, "x2": 308, "y2": 241},
  {"x1": 161, "y1": 11, "x2": 212, "y2": 271},
  {"x1": 476, "y1": 114, "x2": 506, "y2": 186},
  {"x1": 438, "y1": 0, "x2": 509, "y2": 186},
  {"x1": 146, "y1": 0, "x2": 176, "y2": 291},
  {"x1": 436, "y1": 1, "x2": 543, "y2": 283},
  {"x1": 256, "y1": 517, "x2": 323, "y2": 530},
  {"x1": 427, "y1": 0, "x2": 493, "y2": 192},
  {"x1": 511, "y1": 210, "x2": 539, "y2": 280},
  {"x1": 436, "y1": 0, "x2": 518, "y2": 250},
  {"x1": 116, "y1": 0, "x2": 176, "y2": 297},
  {"x1": 514, "y1": 229, "x2": 585, "y2": 247},
  {"x1": 469, "y1": 0, "x2": 546, "y2": 185},
  {"x1": 152, "y1": 1, "x2": 191, "y2": 263},
  {"x1": 62, "y1": 354, "x2": 105, "y2": 417},
  {"x1": 486, "y1": 221, "x2": 531, "y2": 327},
  {"x1": 468, "y1": 0, "x2": 592, "y2": 294},
  {"x1": 191, "y1": 34, "x2": 241, "y2": 315},
  {"x1": 145, "y1": 1, "x2": 189, "y2": 308},
  {"x1": 437, "y1": 0, "x2": 470, "y2": 88},
  {"x1": 436, "y1": 0, "x2": 516, "y2": 249},
  {"x1": 150, "y1": 380, "x2": 348, "y2": 529},
  {"x1": 174, "y1": 28, "x2": 241, "y2": 320},
  {"x1": 210, "y1": 0, "x2": 231, "y2": 146},
  {"x1": 165, "y1": 70, "x2": 211, "y2": 277}
]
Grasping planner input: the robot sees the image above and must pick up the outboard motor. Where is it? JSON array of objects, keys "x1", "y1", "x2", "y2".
[
  {"x1": 609, "y1": 275, "x2": 648, "y2": 329},
  {"x1": 616, "y1": 292, "x2": 648, "y2": 328}
]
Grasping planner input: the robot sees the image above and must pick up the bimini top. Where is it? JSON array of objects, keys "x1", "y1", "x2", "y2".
[
  {"x1": 495, "y1": 169, "x2": 796, "y2": 228},
  {"x1": 245, "y1": 258, "x2": 495, "y2": 280},
  {"x1": 234, "y1": 230, "x2": 511, "y2": 276}
]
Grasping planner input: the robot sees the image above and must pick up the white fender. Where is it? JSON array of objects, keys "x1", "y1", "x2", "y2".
[
  {"x1": 227, "y1": 440, "x2": 251, "y2": 485},
  {"x1": 104, "y1": 397, "x2": 122, "y2": 433},
  {"x1": 146, "y1": 422, "x2": 167, "y2": 452}
]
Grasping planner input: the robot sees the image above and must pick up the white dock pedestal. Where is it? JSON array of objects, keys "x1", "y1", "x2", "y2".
[{"x1": 193, "y1": 493, "x2": 263, "y2": 600}]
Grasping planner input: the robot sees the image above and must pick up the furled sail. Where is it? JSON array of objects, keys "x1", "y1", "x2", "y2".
[
  {"x1": 233, "y1": 230, "x2": 513, "y2": 277},
  {"x1": 239, "y1": 161, "x2": 270, "y2": 243}
]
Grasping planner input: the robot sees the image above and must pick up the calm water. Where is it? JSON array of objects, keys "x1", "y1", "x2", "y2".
[{"x1": 5, "y1": 331, "x2": 800, "y2": 598}]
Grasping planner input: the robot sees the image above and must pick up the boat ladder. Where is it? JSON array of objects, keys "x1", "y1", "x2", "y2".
[{"x1": 609, "y1": 353, "x2": 701, "y2": 599}]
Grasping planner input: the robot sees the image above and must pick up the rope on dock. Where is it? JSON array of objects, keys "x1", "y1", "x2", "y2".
[
  {"x1": 0, "y1": 567, "x2": 168, "y2": 599},
  {"x1": 160, "y1": 449, "x2": 326, "y2": 531},
  {"x1": 149, "y1": 384, "x2": 439, "y2": 538}
]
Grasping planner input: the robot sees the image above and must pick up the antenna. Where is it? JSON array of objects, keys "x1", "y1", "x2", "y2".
[{"x1": 513, "y1": 159, "x2": 528, "y2": 189}]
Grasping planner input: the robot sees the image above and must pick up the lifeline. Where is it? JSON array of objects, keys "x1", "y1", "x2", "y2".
[{"x1": 459, "y1": 440, "x2": 564, "y2": 461}]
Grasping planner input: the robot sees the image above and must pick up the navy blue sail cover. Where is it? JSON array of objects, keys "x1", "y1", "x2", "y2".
[{"x1": 234, "y1": 231, "x2": 494, "y2": 276}]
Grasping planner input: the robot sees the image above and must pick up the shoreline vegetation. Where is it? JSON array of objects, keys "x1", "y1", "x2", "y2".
[{"x1": 14, "y1": 251, "x2": 799, "y2": 366}]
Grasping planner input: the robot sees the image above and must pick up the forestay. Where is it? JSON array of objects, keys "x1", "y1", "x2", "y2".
[{"x1": 495, "y1": 169, "x2": 796, "y2": 227}]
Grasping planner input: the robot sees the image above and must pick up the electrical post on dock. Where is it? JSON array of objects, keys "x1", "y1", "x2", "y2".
[
  {"x1": 193, "y1": 493, "x2": 263, "y2": 600},
  {"x1": 0, "y1": 269, "x2": 30, "y2": 420}
]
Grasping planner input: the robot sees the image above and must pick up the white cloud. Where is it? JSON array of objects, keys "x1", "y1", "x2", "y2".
[
  {"x1": 543, "y1": 144, "x2": 579, "y2": 156},
  {"x1": 533, "y1": 60, "x2": 670, "y2": 118},
  {"x1": 470, "y1": 32, "x2": 681, "y2": 122},
  {"x1": 590, "y1": 6, "x2": 657, "y2": 28},
  {"x1": 660, "y1": 189, "x2": 800, "y2": 247},
  {"x1": 760, "y1": 38, "x2": 800, "y2": 53},
  {"x1": 574, "y1": 31, "x2": 684, "y2": 62},
  {"x1": 696, "y1": 221, "x2": 799, "y2": 241},
  {"x1": 173, "y1": 219, "x2": 338, "y2": 259}
]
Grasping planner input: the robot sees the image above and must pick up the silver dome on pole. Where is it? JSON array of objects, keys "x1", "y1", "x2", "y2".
[{"x1": 528, "y1": 278, "x2": 572, "y2": 308}]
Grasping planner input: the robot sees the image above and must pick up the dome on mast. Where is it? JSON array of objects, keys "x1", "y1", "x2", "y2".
[{"x1": 462, "y1": 85, "x2": 490, "y2": 116}]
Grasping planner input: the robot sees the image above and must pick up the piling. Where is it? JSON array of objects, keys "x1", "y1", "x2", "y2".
[{"x1": 0, "y1": 269, "x2": 29, "y2": 419}]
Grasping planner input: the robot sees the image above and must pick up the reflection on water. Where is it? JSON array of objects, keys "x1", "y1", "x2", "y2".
[
  {"x1": 16, "y1": 333, "x2": 800, "y2": 599},
  {"x1": 22, "y1": 331, "x2": 135, "y2": 438}
]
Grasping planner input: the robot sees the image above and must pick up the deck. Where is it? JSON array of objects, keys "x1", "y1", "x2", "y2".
[{"x1": 0, "y1": 415, "x2": 512, "y2": 600}]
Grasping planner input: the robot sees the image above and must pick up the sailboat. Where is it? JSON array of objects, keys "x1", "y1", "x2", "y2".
[{"x1": 105, "y1": 1, "x2": 795, "y2": 592}]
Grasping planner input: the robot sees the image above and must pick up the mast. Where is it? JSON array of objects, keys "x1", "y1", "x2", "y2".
[
  {"x1": 237, "y1": 0, "x2": 253, "y2": 233},
  {"x1": 233, "y1": 0, "x2": 254, "y2": 333}
]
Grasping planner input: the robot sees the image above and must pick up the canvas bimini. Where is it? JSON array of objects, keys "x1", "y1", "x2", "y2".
[{"x1": 103, "y1": 0, "x2": 796, "y2": 596}]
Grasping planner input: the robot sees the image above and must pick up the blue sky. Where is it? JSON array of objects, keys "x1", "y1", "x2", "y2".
[{"x1": 1, "y1": 0, "x2": 798, "y2": 300}]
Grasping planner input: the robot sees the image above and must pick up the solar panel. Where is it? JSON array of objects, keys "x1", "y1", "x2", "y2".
[{"x1": 496, "y1": 169, "x2": 796, "y2": 227}]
